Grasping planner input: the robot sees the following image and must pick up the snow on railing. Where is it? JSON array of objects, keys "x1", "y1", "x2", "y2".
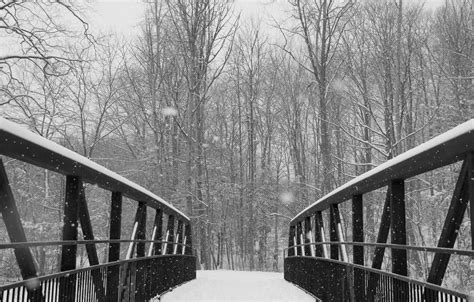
[{"x1": 0, "y1": 117, "x2": 188, "y2": 221}]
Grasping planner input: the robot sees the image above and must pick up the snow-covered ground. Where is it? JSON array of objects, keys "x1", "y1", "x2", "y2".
[{"x1": 155, "y1": 270, "x2": 315, "y2": 302}]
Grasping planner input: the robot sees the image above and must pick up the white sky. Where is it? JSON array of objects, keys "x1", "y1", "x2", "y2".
[{"x1": 89, "y1": 0, "x2": 445, "y2": 38}]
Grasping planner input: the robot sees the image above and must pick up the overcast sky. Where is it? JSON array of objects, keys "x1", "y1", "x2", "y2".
[{"x1": 89, "y1": 0, "x2": 445, "y2": 37}]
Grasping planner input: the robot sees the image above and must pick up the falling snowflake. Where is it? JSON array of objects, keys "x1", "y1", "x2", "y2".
[
  {"x1": 25, "y1": 277, "x2": 40, "y2": 290},
  {"x1": 279, "y1": 192, "x2": 294, "y2": 205},
  {"x1": 162, "y1": 107, "x2": 178, "y2": 117}
]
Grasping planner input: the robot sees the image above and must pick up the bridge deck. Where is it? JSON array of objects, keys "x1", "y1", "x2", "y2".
[{"x1": 156, "y1": 270, "x2": 314, "y2": 301}]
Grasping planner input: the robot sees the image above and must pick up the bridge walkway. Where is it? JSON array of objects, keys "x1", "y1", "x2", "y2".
[{"x1": 157, "y1": 270, "x2": 315, "y2": 302}]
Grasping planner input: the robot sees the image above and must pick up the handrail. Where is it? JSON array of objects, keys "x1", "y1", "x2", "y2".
[
  {"x1": 0, "y1": 117, "x2": 189, "y2": 222},
  {"x1": 291, "y1": 256, "x2": 469, "y2": 300},
  {"x1": 0, "y1": 239, "x2": 191, "y2": 249},
  {"x1": 284, "y1": 242, "x2": 474, "y2": 257},
  {"x1": 290, "y1": 119, "x2": 474, "y2": 224},
  {"x1": 0, "y1": 254, "x2": 192, "y2": 291}
]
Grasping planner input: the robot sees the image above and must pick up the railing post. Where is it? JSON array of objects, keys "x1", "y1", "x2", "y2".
[
  {"x1": 149, "y1": 208, "x2": 163, "y2": 256},
  {"x1": 390, "y1": 179, "x2": 408, "y2": 301},
  {"x1": 175, "y1": 220, "x2": 184, "y2": 255},
  {"x1": 352, "y1": 194, "x2": 365, "y2": 301},
  {"x1": 60, "y1": 175, "x2": 81, "y2": 302},
  {"x1": 467, "y1": 152, "x2": 474, "y2": 297},
  {"x1": 0, "y1": 159, "x2": 43, "y2": 301},
  {"x1": 314, "y1": 211, "x2": 328, "y2": 258},
  {"x1": 288, "y1": 225, "x2": 295, "y2": 257},
  {"x1": 185, "y1": 223, "x2": 193, "y2": 255},
  {"x1": 296, "y1": 221, "x2": 304, "y2": 256},
  {"x1": 136, "y1": 202, "x2": 147, "y2": 257},
  {"x1": 107, "y1": 191, "x2": 122, "y2": 302},
  {"x1": 165, "y1": 215, "x2": 175, "y2": 255},
  {"x1": 329, "y1": 207, "x2": 339, "y2": 260},
  {"x1": 304, "y1": 216, "x2": 314, "y2": 256}
]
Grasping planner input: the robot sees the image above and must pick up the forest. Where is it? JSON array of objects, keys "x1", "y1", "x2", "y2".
[{"x1": 0, "y1": 0, "x2": 472, "y2": 294}]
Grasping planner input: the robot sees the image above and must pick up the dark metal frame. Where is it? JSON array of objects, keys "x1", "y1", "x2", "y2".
[
  {"x1": 285, "y1": 120, "x2": 474, "y2": 301},
  {"x1": 0, "y1": 118, "x2": 195, "y2": 301}
]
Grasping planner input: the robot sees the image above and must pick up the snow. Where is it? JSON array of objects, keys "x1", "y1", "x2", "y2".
[
  {"x1": 291, "y1": 118, "x2": 474, "y2": 223},
  {"x1": 0, "y1": 117, "x2": 189, "y2": 221},
  {"x1": 156, "y1": 270, "x2": 315, "y2": 302}
]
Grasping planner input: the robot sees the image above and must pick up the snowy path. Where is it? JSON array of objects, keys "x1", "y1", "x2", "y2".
[{"x1": 156, "y1": 270, "x2": 315, "y2": 302}]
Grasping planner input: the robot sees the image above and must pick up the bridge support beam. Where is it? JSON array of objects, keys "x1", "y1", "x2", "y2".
[
  {"x1": 166, "y1": 215, "x2": 175, "y2": 255},
  {"x1": 78, "y1": 186, "x2": 106, "y2": 300},
  {"x1": 149, "y1": 208, "x2": 163, "y2": 256},
  {"x1": 390, "y1": 179, "x2": 408, "y2": 301},
  {"x1": 314, "y1": 211, "x2": 328, "y2": 258},
  {"x1": 136, "y1": 202, "x2": 147, "y2": 257},
  {"x1": 352, "y1": 194, "x2": 364, "y2": 301},
  {"x1": 329, "y1": 207, "x2": 339, "y2": 260},
  {"x1": 367, "y1": 188, "x2": 392, "y2": 300},
  {"x1": 288, "y1": 225, "x2": 295, "y2": 257},
  {"x1": 390, "y1": 179, "x2": 407, "y2": 276},
  {"x1": 0, "y1": 160, "x2": 43, "y2": 301},
  {"x1": 424, "y1": 158, "x2": 469, "y2": 297},
  {"x1": 176, "y1": 220, "x2": 184, "y2": 255},
  {"x1": 107, "y1": 191, "x2": 122, "y2": 301},
  {"x1": 60, "y1": 175, "x2": 81, "y2": 302},
  {"x1": 304, "y1": 216, "x2": 314, "y2": 256},
  {"x1": 296, "y1": 221, "x2": 304, "y2": 256},
  {"x1": 185, "y1": 223, "x2": 193, "y2": 255}
]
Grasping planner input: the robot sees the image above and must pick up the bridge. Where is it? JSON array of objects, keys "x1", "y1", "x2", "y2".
[{"x1": 0, "y1": 117, "x2": 473, "y2": 301}]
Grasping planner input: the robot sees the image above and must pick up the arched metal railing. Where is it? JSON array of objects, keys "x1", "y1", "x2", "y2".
[
  {"x1": 284, "y1": 119, "x2": 474, "y2": 302},
  {"x1": 0, "y1": 118, "x2": 196, "y2": 301}
]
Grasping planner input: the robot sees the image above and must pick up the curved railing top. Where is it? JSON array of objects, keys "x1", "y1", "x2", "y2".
[
  {"x1": 0, "y1": 117, "x2": 189, "y2": 222},
  {"x1": 290, "y1": 119, "x2": 474, "y2": 225}
]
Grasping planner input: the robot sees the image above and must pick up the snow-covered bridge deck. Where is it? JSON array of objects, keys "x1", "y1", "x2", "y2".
[{"x1": 157, "y1": 270, "x2": 315, "y2": 301}]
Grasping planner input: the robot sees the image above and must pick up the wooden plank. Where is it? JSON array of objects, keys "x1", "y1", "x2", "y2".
[{"x1": 0, "y1": 159, "x2": 43, "y2": 301}]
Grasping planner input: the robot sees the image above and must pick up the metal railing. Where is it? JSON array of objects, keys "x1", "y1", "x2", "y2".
[
  {"x1": 0, "y1": 118, "x2": 196, "y2": 301},
  {"x1": 284, "y1": 119, "x2": 474, "y2": 302},
  {"x1": 284, "y1": 242, "x2": 471, "y2": 301}
]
